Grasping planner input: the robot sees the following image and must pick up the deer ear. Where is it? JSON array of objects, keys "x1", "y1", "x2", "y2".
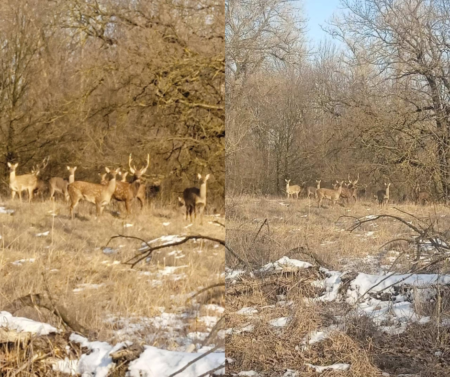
[
  {"x1": 67, "y1": 166, "x2": 70, "y2": 170},
  {"x1": 205, "y1": 174, "x2": 210, "y2": 180},
  {"x1": 105, "y1": 167, "x2": 110, "y2": 173},
  {"x1": 197, "y1": 173, "x2": 201, "y2": 179},
  {"x1": 7, "y1": 162, "x2": 11, "y2": 168},
  {"x1": 74, "y1": 167, "x2": 77, "y2": 171}
]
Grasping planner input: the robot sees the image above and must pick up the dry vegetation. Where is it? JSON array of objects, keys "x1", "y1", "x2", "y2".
[
  {"x1": 0, "y1": 198, "x2": 225, "y2": 374},
  {"x1": 226, "y1": 195, "x2": 450, "y2": 376}
]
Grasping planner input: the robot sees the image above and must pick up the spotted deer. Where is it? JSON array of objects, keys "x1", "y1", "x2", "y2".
[
  {"x1": 317, "y1": 181, "x2": 344, "y2": 208},
  {"x1": 285, "y1": 179, "x2": 301, "y2": 199},
  {"x1": 49, "y1": 166, "x2": 77, "y2": 201},
  {"x1": 68, "y1": 168, "x2": 120, "y2": 219},
  {"x1": 8, "y1": 157, "x2": 49, "y2": 202},
  {"x1": 178, "y1": 174, "x2": 210, "y2": 225},
  {"x1": 377, "y1": 182, "x2": 391, "y2": 207}
]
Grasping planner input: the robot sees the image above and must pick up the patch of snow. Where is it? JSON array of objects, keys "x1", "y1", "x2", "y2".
[
  {"x1": 259, "y1": 256, "x2": 312, "y2": 273},
  {"x1": 0, "y1": 311, "x2": 58, "y2": 335},
  {"x1": 162, "y1": 222, "x2": 170, "y2": 226},
  {"x1": 36, "y1": 231, "x2": 50, "y2": 237},
  {"x1": 0, "y1": 206, "x2": 14, "y2": 214},
  {"x1": 73, "y1": 283, "x2": 104, "y2": 293},
  {"x1": 236, "y1": 307, "x2": 258, "y2": 316},
  {"x1": 127, "y1": 346, "x2": 224, "y2": 376},
  {"x1": 11, "y1": 258, "x2": 35, "y2": 266},
  {"x1": 102, "y1": 247, "x2": 117, "y2": 255},
  {"x1": 306, "y1": 363, "x2": 350, "y2": 373},
  {"x1": 269, "y1": 317, "x2": 290, "y2": 327}
]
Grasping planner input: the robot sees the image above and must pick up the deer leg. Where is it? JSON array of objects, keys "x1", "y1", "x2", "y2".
[
  {"x1": 70, "y1": 198, "x2": 79, "y2": 220},
  {"x1": 28, "y1": 188, "x2": 33, "y2": 203},
  {"x1": 11, "y1": 190, "x2": 16, "y2": 200},
  {"x1": 18, "y1": 190, "x2": 22, "y2": 203},
  {"x1": 125, "y1": 200, "x2": 132, "y2": 217}
]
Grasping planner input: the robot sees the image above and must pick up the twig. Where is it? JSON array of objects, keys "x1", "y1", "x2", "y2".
[
  {"x1": 196, "y1": 363, "x2": 226, "y2": 377},
  {"x1": 186, "y1": 283, "x2": 225, "y2": 304},
  {"x1": 253, "y1": 218, "x2": 268, "y2": 242},
  {"x1": 167, "y1": 345, "x2": 222, "y2": 377}
]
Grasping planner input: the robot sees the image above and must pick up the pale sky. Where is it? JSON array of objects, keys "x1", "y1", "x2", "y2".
[{"x1": 303, "y1": 0, "x2": 342, "y2": 43}]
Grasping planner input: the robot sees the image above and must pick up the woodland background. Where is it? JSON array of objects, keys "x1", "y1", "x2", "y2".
[
  {"x1": 226, "y1": 0, "x2": 450, "y2": 203},
  {"x1": 0, "y1": 0, "x2": 224, "y2": 206}
]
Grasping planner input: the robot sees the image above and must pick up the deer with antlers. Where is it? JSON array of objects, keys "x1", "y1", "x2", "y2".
[
  {"x1": 339, "y1": 173, "x2": 359, "y2": 204},
  {"x1": 8, "y1": 157, "x2": 49, "y2": 203},
  {"x1": 108, "y1": 154, "x2": 149, "y2": 216},
  {"x1": 49, "y1": 166, "x2": 77, "y2": 201},
  {"x1": 68, "y1": 167, "x2": 120, "y2": 219},
  {"x1": 317, "y1": 181, "x2": 344, "y2": 208},
  {"x1": 178, "y1": 174, "x2": 210, "y2": 225}
]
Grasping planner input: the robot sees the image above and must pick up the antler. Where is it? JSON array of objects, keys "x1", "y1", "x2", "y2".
[
  {"x1": 142, "y1": 154, "x2": 150, "y2": 172},
  {"x1": 129, "y1": 154, "x2": 137, "y2": 174}
]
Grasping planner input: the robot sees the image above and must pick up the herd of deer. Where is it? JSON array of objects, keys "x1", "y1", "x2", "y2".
[
  {"x1": 6, "y1": 155, "x2": 210, "y2": 224},
  {"x1": 285, "y1": 174, "x2": 419, "y2": 208}
]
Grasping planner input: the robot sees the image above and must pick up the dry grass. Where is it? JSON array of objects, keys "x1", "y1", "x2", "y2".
[
  {"x1": 226, "y1": 194, "x2": 450, "y2": 377},
  {"x1": 0, "y1": 197, "x2": 225, "y2": 352}
]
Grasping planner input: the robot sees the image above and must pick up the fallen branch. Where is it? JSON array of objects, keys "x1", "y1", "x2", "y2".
[
  {"x1": 107, "y1": 234, "x2": 250, "y2": 269},
  {"x1": 4, "y1": 293, "x2": 90, "y2": 337}
]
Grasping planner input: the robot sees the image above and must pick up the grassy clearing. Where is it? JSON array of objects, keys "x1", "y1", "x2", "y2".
[
  {"x1": 0, "y1": 197, "x2": 225, "y2": 353},
  {"x1": 226, "y1": 195, "x2": 450, "y2": 377}
]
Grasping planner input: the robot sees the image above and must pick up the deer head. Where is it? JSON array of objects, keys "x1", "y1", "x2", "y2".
[{"x1": 129, "y1": 154, "x2": 150, "y2": 179}]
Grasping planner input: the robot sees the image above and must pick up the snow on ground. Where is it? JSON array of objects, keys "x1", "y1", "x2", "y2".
[
  {"x1": 73, "y1": 283, "x2": 105, "y2": 293},
  {"x1": 1, "y1": 311, "x2": 225, "y2": 376},
  {"x1": 11, "y1": 258, "x2": 35, "y2": 266},
  {"x1": 106, "y1": 305, "x2": 225, "y2": 352},
  {"x1": 305, "y1": 363, "x2": 350, "y2": 373},
  {"x1": 0, "y1": 206, "x2": 14, "y2": 214},
  {"x1": 0, "y1": 311, "x2": 58, "y2": 336},
  {"x1": 36, "y1": 231, "x2": 50, "y2": 237},
  {"x1": 268, "y1": 317, "x2": 290, "y2": 327},
  {"x1": 228, "y1": 254, "x2": 450, "y2": 356},
  {"x1": 259, "y1": 257, "x2": 312, "y2": 273}
]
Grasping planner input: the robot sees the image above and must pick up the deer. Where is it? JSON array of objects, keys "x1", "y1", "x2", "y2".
[
  {"x1": 317, "y1": 181, "x2": 344, "y2": 208},
  {"x1": 8, "y1": 157, "x2": 49, "y2": 203},
  {"x1": 377, "y1": 182, "x2": 391, "y2": 207},
  {"x1": 49, "y1": 166, "x2": 77, "y2": 201},
  {"x1": 285, "y1": 179, "x2": 301, "y2": 199},
  {"x1": 68, "y1": 167, "x2": 120, "y2": 219},
  {"x1": 128, "y1": 154, "x2": 150, "y2": 209},
  {"x1": 99, "y1": 173, "x2": 108, "y2": 185},
  {"x1": 178, "y1": 174, "x2": 210, "y2": 225},
  {"x1": 306, "y1": 180, "x2": 321, "y2": 199},
  {"x1": 414, "y1": 184, "x2": 430, "y2": 206}
]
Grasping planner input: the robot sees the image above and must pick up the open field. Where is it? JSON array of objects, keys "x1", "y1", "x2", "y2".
[
  {"x1": 226, "y1": 195, "x2": 450, "y2": 376},
  {"x1": 0, "y1": 198, "x2": 225, "y2": 375}
]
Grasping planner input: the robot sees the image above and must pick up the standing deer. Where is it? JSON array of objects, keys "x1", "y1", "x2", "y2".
[
  {"x1": 68, "y1": 167, "x2": 120, "y2": 219},
  {"x1": 306, "y1": 180, "x2": 321, "y2": 199},
  {"x1": 317, "y1": 181, "x2": 344, "y2": 208},
  {"x1": 8, "y1": 157, "x2": 49, "y2": 202},
  {"x1": 377, "y1": 183, "x2": 391, "y2": 207},
  {"x1": 285, "y1": 179, "x2": 301, "y2": 199},
  {"x1": 179, "y1": 174, "x2": 210, "y2": 225},
  {"x1": 128, "y1": 154, "x2": 150, "y2": 209},
  {"x1": 414, "y1": 184, "x2": 430, "y2": 206},
  {"x1": 49, "y1": 166, "x2": 77, "y2": 201}
]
